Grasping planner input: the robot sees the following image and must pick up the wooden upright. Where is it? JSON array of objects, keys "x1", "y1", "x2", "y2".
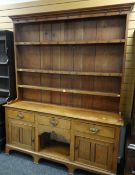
[{"x1": 4, "y1": 4, "x2": 134, "y2": 175}]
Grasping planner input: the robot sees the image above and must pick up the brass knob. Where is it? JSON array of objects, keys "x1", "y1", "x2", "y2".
[
  {"x1": 89, "y1": 127, "x2": 99, "y2": 134},
  {"x1": 17, "y1": 113, "x2": 24, "y2": 119},
  {"x1": 50, "y1": 118, "x2": 58, "y2": 127}
]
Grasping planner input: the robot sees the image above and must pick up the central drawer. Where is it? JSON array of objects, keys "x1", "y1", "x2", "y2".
[
  {"x1": 38, "y1": 125, "x2": 70, "y2": 143},
  {"x1": 36, "y1": 113, "x2": 71, "y2": 130},
  {"x1": 72, "y1": 120, "x2": 115, "y2": 139},
  {"x1": 6, "y1": 109, "x2": 35, "y2": 123}
]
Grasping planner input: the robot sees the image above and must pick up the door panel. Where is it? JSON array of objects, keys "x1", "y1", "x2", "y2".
[
  {"x1": 95, "y1": 144, "x2": 108, "y2": 165},
  {"x1": 75, "y1": 136, "x2": 113, "y2": 170},
  {"x1": 11, "y1": 125, "x2": 20, "y2": 144},
  {"x1": 75, "y1": 137, "x2": 91, "y2": 164},
  {"x1": 9, "y1": 119, "x2": 35, "y2": 151}
]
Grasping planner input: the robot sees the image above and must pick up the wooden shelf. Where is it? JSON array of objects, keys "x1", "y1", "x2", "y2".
[
  {"x1": 14, "y1": 13, "x2": 127, "y2": 113},
  {"x1": 39, "y1": 140, "x2": 70, "y2": 160},
  {"x1": 0, "y1": 76, "x2": 9, "y2": 79},
  {"x1": 15, "y1": 39, "x2": 125, "y2": 45},
  {"x1": 18, "y1": 85, "x2": 120, "y2": 97},
  {"x1": 0, "y1": 88, "x2": 9, "y2": 93},
  {"x1": 17, "y1": 68, "x2": 122, "y2": 77}
]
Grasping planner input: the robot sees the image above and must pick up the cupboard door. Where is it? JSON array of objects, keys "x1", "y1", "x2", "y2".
[
  {"x1": 75, "y1": 136, "x2": 114, "y2": 170},
  {"x1": 75, "y1": 136, "x2": 92, "y2": 165},
  {"x1": 8, "y1": 120, "x2": 35, "y2": 150},
  {"x1": 94, "y1": 140, "x2": 113, "y2": 170}
]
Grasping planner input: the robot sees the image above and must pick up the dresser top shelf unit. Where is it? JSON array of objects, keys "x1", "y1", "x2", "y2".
[
  {"x1": 6, "y1": 3, "x2": 133, "y2": 121},
  {"x1": 4, "y1": 100, "x2": 123, "y2": 126}
]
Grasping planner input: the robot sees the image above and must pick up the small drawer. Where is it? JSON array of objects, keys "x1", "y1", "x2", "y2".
[
  {"x1": 72, "y1": 120, "x2": 115, "y2": 139},
  {"x1": 38, "y1": 125, "x2": 70, "y2": 143},
  {"x1": 6, "y1": 109, "x2": 35, "y2": 123},
  {"x1": 36, "y1": 114, "x2": 71, "y2": 130}
]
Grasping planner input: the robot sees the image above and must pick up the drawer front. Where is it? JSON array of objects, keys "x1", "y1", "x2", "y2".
[
  {"x1": 36, "y1": 114, "x2": 71, "y2": 130},
  {"x1": 72, "y1": 120, "x2": 115, "y2": 139},
  {"x1": 38, "y1": 125, "x2": 70, "y2": 143},
  {"x1": 6, "y1": 109, "x2": 35, "y2": 123}
]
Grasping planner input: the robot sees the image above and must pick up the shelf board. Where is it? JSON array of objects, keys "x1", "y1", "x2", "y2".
[
  {"x1": 0, "y1": 88, "x2": 9, "y2": 93},
  {"x1": 15, "y1": 39, "x2": 125, "y2": 45},
  {"x1": 39, "y1": 140, "x2": 70, "y2": 160},
  {"x1": 17, "y1": 68, "x2": 122, "y2": 77},
  {"x1": 18, "y1": 85, "x2": 120, "y2": 97},
  {"x1": 0, "y1": 76, "x2": 9, "y2": 79}
]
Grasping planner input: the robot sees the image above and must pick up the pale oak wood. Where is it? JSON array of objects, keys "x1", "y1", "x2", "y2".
[
  {"x1": 5, "y1": 143, "x2": 117, "y2": 175},
  {"x1": 18, "y1": 85, "x2": 121, "y2": 98},
  {"x1": 6, "y1": 109, "x2": 35, "y2": 123},
  {"x1": 4, "y1": 100, "x2": 124, "y2": 126},
  {"x1": 0, "y1": 1, "x2": 134, "y2": 119},
  {"x1": 5, "y1": 5, "x2": 132, "y2": 175},
  {"x1": 15, "y1": 39, "x2": 126, "y2": 45},
  {"x1": 37, "y1": 114, "x2": 71, "y2": 130},
  {"x1": 17, "y1": 68, "x2": 122, "y2": 77},
  {"x1": 38, "y1": 125, "x2": 71, "y2": 143},
  {"x1": 72, "y1": 120, "x2": 115, "y2": 138}
]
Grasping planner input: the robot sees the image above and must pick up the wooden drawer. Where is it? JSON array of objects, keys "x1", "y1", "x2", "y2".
[
  {"x1": 72, "y1": 120, "x2": 115, "y2": 139},
  {"x1": 6, "y1": 109, "x2": 35, "y2": 123},
  {"x1": 38, "y1": 125, "x2": 70, "y2": 143},
  {"x1": 36, "y1": 114, "x2": 71, "y2": 130}
]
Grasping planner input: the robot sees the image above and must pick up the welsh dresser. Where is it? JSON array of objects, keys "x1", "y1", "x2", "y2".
[{"x1": 4, "y1": 4, "x2": 134, "y2": 175}]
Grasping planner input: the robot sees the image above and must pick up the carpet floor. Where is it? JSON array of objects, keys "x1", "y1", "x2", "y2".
[{"x1": 0, "y1": 151, "x2": 93, "y2": 175}]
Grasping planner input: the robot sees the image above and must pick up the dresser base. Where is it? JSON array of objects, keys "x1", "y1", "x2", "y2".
[{"x1": 5, "y1": 144, "x2": 116, "y2": 175}]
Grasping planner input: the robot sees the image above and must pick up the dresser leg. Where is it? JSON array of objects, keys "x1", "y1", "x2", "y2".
[
  {"x1": 68, "y1": 165, "x2": 75, "y2": 175},
  {"x1": 33, "y1": 155, "x2": 40, "y2": 164},
  {"x1": 5, "y1": 146, "x2": 10, "y2": 155}
]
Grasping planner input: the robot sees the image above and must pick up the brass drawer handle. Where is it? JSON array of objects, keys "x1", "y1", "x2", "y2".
[
  {"x1": 17, "y1": 113, "x2": 24, "y2": 119},
  {"x1": 50, "y1": 118, "x2": 58, "y2": 127},
  {"x1": 89, "y1": 127, "x2": 99, "y2": 134}
]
